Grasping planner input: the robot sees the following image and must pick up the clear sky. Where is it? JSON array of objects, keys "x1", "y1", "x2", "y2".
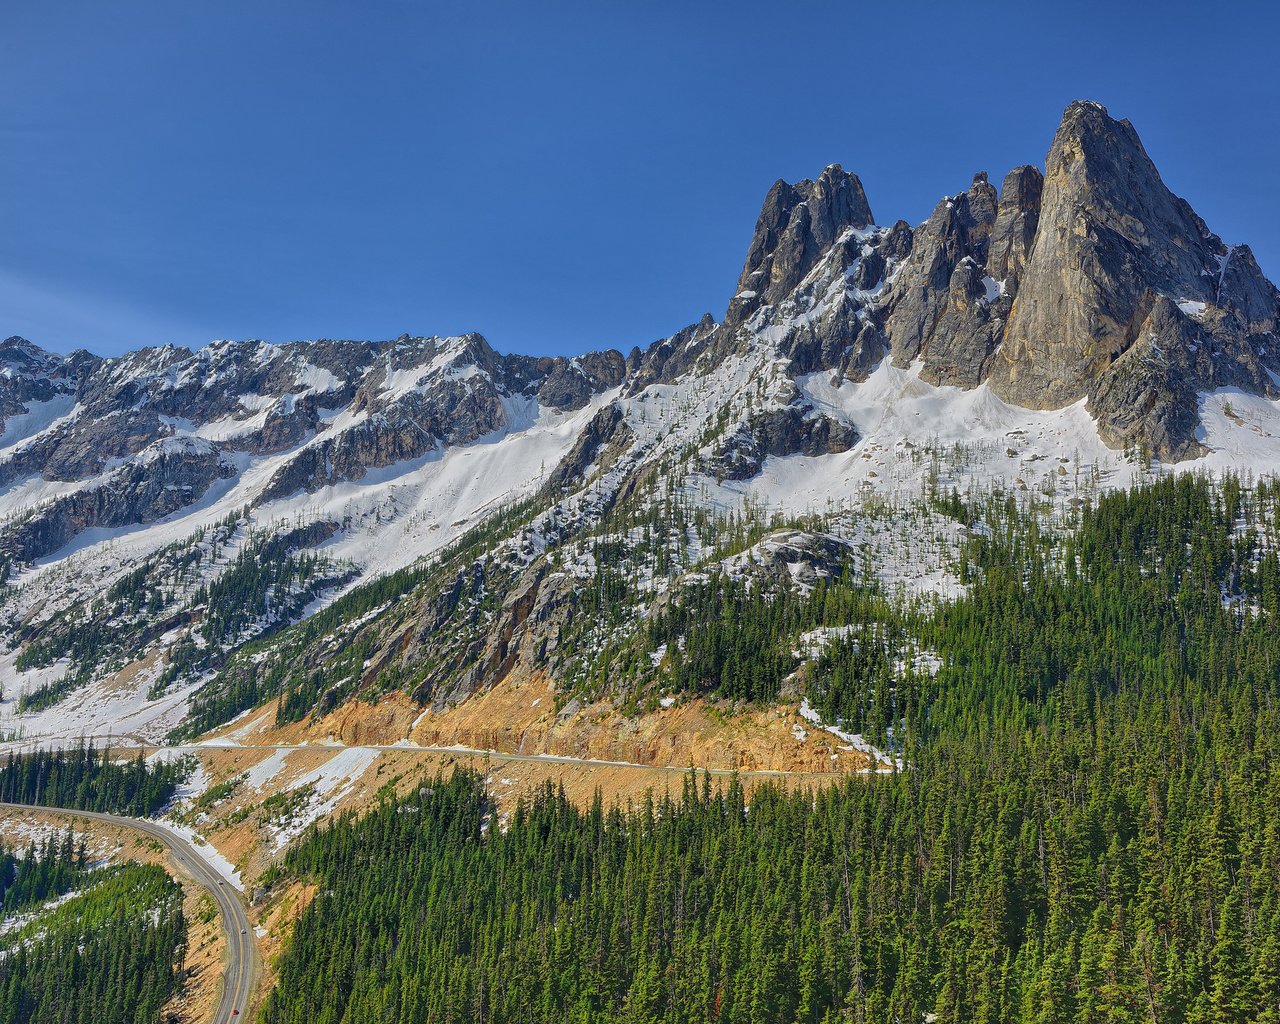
[{"x1": 2, "y1": 1, "x2": 1278, "y2": 359}]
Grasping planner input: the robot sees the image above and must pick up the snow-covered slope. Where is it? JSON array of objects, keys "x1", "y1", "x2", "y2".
[
  {"x1": 0, "y1": 335, "x2": 622, "y2": 741},
  {"x1": 5, "y1": 319, "x2": 1280, "y2": 744}
]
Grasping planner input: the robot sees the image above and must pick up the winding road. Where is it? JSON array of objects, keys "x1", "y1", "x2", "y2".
[
  {"x1": 0, "y1": 738, "x2": 872, "y2": 1019},
  {"x1": 163, "y1": 739, "x2": 877, "y2": 776},
  {"x1": 0, "y1": 801, "x2": 256, "y2": 1024}
]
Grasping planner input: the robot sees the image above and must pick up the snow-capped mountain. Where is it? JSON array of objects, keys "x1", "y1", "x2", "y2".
[{"x1": 3, "y1": 99, "x2": 1279, "y2": 745}]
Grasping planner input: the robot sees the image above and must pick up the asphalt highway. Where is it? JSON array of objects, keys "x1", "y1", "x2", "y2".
[{"x1": 0, "y1": 801, "x2": 256, "y2": 1023}]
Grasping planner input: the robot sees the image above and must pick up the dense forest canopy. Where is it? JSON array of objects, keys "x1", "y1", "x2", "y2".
[
  {"x1": 261, "y1": 475, "x2": 1280, "y2": 1023},
  {"x1": 0, "y1": 832, "x2": 186, "y2": 1024}
]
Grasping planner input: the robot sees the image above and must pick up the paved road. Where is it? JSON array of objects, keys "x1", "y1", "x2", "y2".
[
  {"x1": 161, "y1": 740, "x2": 866, "y2": 776},
  {"x1": 4, "y1": 736, "x2": 882, "y2": 784},
  {"x1": 8, "y1": 732, "x2": 888, "y2": 778},
  {"x1": 0, "y1": 802, "x2": 255, "y2": 1024}
]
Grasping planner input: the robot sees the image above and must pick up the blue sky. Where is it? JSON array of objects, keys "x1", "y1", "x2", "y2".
[{"x1": 2, "y1": 1, "x2": 1277, "y2": 359}]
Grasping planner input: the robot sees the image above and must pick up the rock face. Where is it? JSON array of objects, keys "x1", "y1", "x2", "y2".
[
  {"x1": 708, "y1": 370, "x2": 859, "y2": 482},
  {"x1": 992, "y1": 103, "x2": 1213, "y2": 403},
  {"x1": 543, "y1": 402, "x2": 630, "y2": 495},
  {"x1": 882, "y1": 173, "x2": 1005, "y2": 388},
  {"x1": 986, "y1": 102, "x2": 1279, "y2": 453},
  {"x1": 728, "y1": 164, "x2": 874, "y2": 325},
  {"x1": 709, "y1": 406, "x2": 857, "y2": 481},
  {"x1": 535, "y1": 351, "x2": 627, "y2": 410},
  {"x1": 1, "y1": 437, "x2": 235, "y2": 564},
  {"x1": 986, "y1": 165, "x2": 1043, "y2": 287},
  {"x1": 1086, "y1": 296, "x2": 1209, "y2": 458}
]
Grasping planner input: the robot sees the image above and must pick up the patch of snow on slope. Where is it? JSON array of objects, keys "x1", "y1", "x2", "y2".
[
  {"x1": 244, "y1": 749, "x2": 293, "y2": 792},
  {"x1": 794, "y1": 358, "x2": 1134, "y2": 503},
  {"x1": 798, "y1": 698, "x2": 903, "y2": 772},
  {"x1": 293, "y1": 361, "x2": 342, "y2": 395},
  {"x1": 794, "y1": 625, "x2": 858, "y2": 660},
  {"x1": 153, "y1": 818, "x2": 244, "y2": 890},
  {"x1": 0, "y1": 473, "x2": 94, "y2": 518},
  {"x1": 262, "y1": 746, "x2": 382, "y2": 850},
  {"x1": 1195, "y1": 389, "x2": 1280, "y2": 474},
  {"x1": 149, "y1": 748, "x2": 210, "y2": 804},
  {"x1": 745, "y1": 361, "x2": 1280, "y2": 518},
  {"x1": 273, "y1": 391, "x2": 611, "y2": 580},
  {"x1": 0, "y1": 647, "x2": 201, "y2": 749},
  {"x1": 689, "y1": 356, "x2": 1209, "y2": 531},
  {"x1": 0, "y1": 395, "x2": 77, "y2": 454}
]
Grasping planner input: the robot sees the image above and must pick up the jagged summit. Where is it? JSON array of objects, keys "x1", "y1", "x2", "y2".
[
  {"x1": 708, "y1": 97, "x2": 1279, "y2": 461},
  {"x1": 1, "y1": 335, "x2": 60, "y2": 368},
  {"x1": 728, "y1": 163, "x2": 874, "y2": 324},
  {"x1": 986, "y1": 99, "x2": 1279, "y2": 456}
]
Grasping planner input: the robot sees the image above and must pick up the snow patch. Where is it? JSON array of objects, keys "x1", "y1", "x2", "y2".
[{"x1": 798, "y1": 698, "x2": 903, "y2": 771}]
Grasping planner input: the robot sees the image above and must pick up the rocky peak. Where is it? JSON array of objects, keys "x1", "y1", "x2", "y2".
[
  {"x1": 533, "y1": 350, "x2": 628, "y2": 410},
  {"x1": 428, "y1": 332, "x2": 500, "y2": 372},
  {"x1": 0, "y1": 336, "x2": 69, "y2": 379},
  {"x1": 1, "y1": 335, "x2": 44, "y2": 361},
  {"x1": 0, "y1": 337, "x2": 83, "y2": 438},
  {"x1": 986, "y1": 165, "x2": 1043, "y2": 287},
  {"x1": 990, "y1": 101, "x2": 1263, "y2": 408},
  {"x1": 625, "y1": 313, "x2": 720, "y2": 393},
  {"x1": 959, "y1": 172, "x2": 999, "y2": 259},
  {"x1": 728, "y1": 164, "x2": 874, "y2": 323},
  {"x1": 882, "y1": 173, "x2": 1001, "y2": 372}
]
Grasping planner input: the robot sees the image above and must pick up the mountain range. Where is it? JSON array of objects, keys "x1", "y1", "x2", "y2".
[{"x1": 2, "y1": 99, "x2": 1278, "y2": 749}]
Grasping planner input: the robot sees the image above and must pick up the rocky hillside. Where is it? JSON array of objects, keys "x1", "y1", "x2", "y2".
[{"x1": 1, "y1": 100, "x2": 1278, "y2": 748}]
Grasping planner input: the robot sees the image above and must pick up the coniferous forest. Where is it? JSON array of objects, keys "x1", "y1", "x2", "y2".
[
  {"x1": 0, "y1": 831, "x2": 186, "y2": 1024},
  {"x1": 259, "y1": 476, "x2": 1280, "y2": 1024},
  {"x1": 0, "y1": 825, "x2": 89, "y2": 914},
  {"x1": 0, "y1": 744, "x2": 187, "y2": 817}
]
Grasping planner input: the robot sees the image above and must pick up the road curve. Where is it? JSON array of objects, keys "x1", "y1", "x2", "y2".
[{"x1": 0, "y1": 802, "x2": 256, "y2": 1024}]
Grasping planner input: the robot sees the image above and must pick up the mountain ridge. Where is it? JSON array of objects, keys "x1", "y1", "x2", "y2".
[{"x1": 2, "y1": 99, "x2": 1279, "y2": 748}]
